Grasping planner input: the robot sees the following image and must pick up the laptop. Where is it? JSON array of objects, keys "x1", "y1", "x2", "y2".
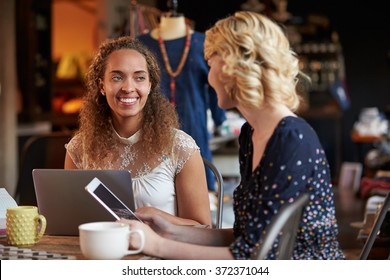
[{"x1": 32, "y1": 169, "x2": 135, "y2": 236}]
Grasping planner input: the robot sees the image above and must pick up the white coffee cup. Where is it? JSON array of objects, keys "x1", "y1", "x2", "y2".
[{"x1": 79, "y1": 221, "x2": 144, "y2": 260}]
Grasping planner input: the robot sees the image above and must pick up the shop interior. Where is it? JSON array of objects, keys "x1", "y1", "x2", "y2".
[{"x1": 0, "y1": 0, "x2": 389, "y2": 259}]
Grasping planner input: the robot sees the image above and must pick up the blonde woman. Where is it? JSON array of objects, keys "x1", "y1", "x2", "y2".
[{"x1": 123, "y1": 11, "x2": 345, "y2": 260}]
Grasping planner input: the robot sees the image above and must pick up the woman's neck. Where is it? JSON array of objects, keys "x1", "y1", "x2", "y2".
[
  {"x1": 151, "y1": 16, "x2": 187, "y2": 40},
  {"x1": 239, "y1": 103, "x2": 295, "y2": 137},
  {"x1": 110, "y1": 115, "x2": 142, "y2": 139}
]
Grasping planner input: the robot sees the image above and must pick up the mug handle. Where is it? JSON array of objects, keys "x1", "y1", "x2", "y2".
[
  {"x1": 126, "y1": 229, "x2": 145, "y2": 255},
  {"x1": 35, "y1": 214, "x2": 47, "y2": 241}
]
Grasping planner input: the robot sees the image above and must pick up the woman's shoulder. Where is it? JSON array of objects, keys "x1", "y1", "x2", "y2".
[
  {"x1": 172, "y1": 129, "x2": 199, "y2": 148},
  {"x1": 64, "y1": 133, "x2": 83, "y2": 167},
  {"x1": 170, "y1": 129, "x2": 200, "y2": 174},
  {"x1": 270, "y1": 116, "x2": 325, "y2": 158},
  {"x1": 277, "y1": 116, "x2": 319, "y2": 142},
  {"x1": 65, "y1": 132, "x2": 81, "y2": 149}
]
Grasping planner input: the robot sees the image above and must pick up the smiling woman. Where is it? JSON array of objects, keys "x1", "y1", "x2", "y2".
[
  {"x1": 100, "y1": 49, "x2": 152, "y2": 122},
  {"x1": 64, "y1": 36, "x2": 212, "y2": 227}
]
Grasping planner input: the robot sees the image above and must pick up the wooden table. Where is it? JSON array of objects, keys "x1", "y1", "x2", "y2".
[{"x1": 0, "y1": 235, "x2": 144, "y2": 260}]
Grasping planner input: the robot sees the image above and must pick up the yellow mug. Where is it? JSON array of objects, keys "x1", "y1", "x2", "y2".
[{"x1": 6, "y1": 206, "x2": 46, "y2": 246}]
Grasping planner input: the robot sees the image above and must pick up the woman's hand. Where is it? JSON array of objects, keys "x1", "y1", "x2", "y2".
[
  {"x1": 137, "y1": 213, "x2": 178, "y2": 239},
  {"x1": 119, "y1": 217, "x2": 167, "y2": 258},
  {"x1": 136, "y1": 206, "x2": 202, "y2": 226}
]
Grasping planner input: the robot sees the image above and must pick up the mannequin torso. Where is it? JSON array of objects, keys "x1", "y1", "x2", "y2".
[{"x1": 150, "y1": 15, "x2": 190, "y2": 40}]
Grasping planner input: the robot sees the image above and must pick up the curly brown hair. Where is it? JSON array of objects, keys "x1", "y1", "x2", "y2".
[{"x1": 76, "y1": 36, "x2": 179, "y2": 162}]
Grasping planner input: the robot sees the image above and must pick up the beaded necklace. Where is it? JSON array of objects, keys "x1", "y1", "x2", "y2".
[{"x1": 158, "y1": 25, "x2": 191, "y2": 105}]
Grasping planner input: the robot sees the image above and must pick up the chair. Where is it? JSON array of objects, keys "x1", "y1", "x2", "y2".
[
  {"x1": 15, "y1": 131, "x2": 73, "y2": 206},
  {"x1": 359, "y1": 191, "x2": 390, "y2": 260},
  {"x1": 251, "y1": 193, "x2": 310, "y2": 260},
  {"x1": 203, "y1": 157, "x2": 224, "y2": 229}
]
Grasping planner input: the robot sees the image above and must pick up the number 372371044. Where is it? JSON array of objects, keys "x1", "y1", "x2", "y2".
[{"x1": 215, "y1": 266, "x2": 269, "y2": 276}]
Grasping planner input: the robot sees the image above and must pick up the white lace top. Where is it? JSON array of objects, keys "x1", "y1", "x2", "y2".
[{"x1": 65, "y1": 128, "x2": 199, "y2": 215}]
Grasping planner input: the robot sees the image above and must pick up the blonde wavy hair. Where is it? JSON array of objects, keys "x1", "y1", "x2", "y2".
[
  {"x1": 76, "y1": 37, "x2": 179, "y2": 162},
  {"x1": 204, "y1": 11, "x2": 304, "y2": 111}
]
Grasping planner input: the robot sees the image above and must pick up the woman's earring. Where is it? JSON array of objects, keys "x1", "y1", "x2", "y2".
[{"x1": 101, "y1": 90, "x2": 105, "y2": 96}]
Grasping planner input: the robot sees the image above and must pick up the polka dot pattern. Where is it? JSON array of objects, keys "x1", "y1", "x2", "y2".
[{"x1": 229, "y1": 117, "x2": 345, "y2": 260}]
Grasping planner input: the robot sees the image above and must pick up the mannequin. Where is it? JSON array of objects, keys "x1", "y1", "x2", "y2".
[
  {"x1": 150, "y1": 15, "x2": 189, "y2": 40},
  {"x1": 137, "y1": 12, "x2": 227, "y2": 191}
]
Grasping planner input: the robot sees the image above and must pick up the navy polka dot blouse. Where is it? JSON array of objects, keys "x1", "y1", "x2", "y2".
[{"x1": 229, "y1": 117, "x2": 345, "y2": 259}]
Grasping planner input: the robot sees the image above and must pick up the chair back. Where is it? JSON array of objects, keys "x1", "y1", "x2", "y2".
[
  {"x1": 251, "y1": 193, "x2": 310, "y2": 260},
  {"x1": 203, "y1": 157, "x2": 224, "y2": 229},
  {"x1": 15, "y1": 131, "x2": 73, "y2": 205},
  {"x1": 359, "y1": 191, "x2": 390, "y2": 260}
]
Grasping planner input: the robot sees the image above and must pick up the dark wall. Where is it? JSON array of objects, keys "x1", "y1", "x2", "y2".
[
  {"x1": 158, "y1": 0, "x2": 390, "y2": 165},
  {"x1": 287, "y1": 1, "x2": 390, "y2": 164},
  {"x1": 157, "y1": 0, "x2": 242, "y2": 31}
]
